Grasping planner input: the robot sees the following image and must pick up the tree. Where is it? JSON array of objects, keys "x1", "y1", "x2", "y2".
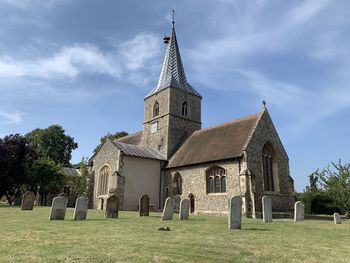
[
  {"x1": 29, "y1": 160, "x2": 65, "y2": 205},
  {"x1": 93, "y1": 131, "x2": 128, "y2": 153},
  {"x1": 0, "y1": 134, "x2": 35, "y2": 204},
  {"x1": 25, "y1": 125, "x2": 78, "y2": 166},
  {"x1": 318, "y1": 160, "x2": 350, "y2": 215},
  {"x1": 69, "y1": 165, "x2": 90, "y2": 197}
]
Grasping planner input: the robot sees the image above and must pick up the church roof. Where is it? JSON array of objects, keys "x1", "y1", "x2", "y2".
[
  {"x1": 112, "y1": 141, "x2": 166, "y2": 161},
  {"x1": 145, "y1": 24, "x2": 201, "y2": 99},
  {"x1": 167, "y1": 111, "x2": 262, "y2": 168},
  {"x1": 115, "y1": 131, "x2": 143, "y2": 146}
]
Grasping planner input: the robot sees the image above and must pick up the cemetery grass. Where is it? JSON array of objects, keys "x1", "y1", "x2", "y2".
[{"x1": 0, "y1": 206, "x2": 349, "y2": 263}]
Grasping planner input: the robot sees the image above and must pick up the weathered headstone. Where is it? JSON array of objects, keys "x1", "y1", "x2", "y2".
[
  {"x1": 334, "y1": 213, "x2": 341, "y2": 224},
  {"x1": 139, "y1": 194, "x2": 150, "y2": 217},
  {"x1": 106, "y1": 194, "x2": 119, "y2": 219},
  {"x1": 228, "y1": 196, "x2": 242, "y2": 229},
  {"x1": 179, "y1": 198, "x2": 190, "y2": 220},
  {"x1": 49, "y1": 196, "x2": 67, "y2": 220},
  {"x1": 21, "y1": 191, "x2": 35, "y2": 210},
  {"x1": 294, "y1": 201, "x2": 304, "y2": 221},
  {"x1": 73, "y1": 196, "x2": 89, "y2": 220},
  {"x1": 161, "y1": 197, "x2": 175, "y2": 221},
  {"x1": 262, "y1": 196, "x2": 272, "y2": 223}
]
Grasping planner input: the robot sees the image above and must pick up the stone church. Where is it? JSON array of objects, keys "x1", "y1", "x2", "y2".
[{"x1": 89, "y1": 21, "x2": 295, "y2": 218}]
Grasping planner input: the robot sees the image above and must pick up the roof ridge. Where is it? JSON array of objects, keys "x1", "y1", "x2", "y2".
[{"x1": 194, "y1": 112, "x2": 260, "y2": 134}]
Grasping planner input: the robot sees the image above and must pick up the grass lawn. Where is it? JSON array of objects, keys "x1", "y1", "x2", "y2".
[{"x1": 0, "y1": 206, "x2": 349, "y2": 263}]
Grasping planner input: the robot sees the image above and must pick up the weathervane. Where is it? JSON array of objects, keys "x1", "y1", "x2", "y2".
[
  {"x1": 262, "y1": 100, "x2": 267, "y2": 109},
  {"x1": 172, "y1": 9, "x2": 175, "y2": 27}
]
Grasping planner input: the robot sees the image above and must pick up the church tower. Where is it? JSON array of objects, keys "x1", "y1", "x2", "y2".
[{"x1": 142, "y1": 19, "x2": 202, "y2": 159}]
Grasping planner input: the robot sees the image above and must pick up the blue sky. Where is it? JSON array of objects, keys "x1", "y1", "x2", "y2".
[{"x1": 1, "y1": 0, "x2": 349, "y2": 192}]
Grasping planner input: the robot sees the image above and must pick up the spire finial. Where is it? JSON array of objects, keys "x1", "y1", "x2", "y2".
[
  {"x1": 262, "y1": 100, "x2": 267, "y2": 109},
  {"x1": 172, "y1": 9, "x2": 175, "y2": 28}
]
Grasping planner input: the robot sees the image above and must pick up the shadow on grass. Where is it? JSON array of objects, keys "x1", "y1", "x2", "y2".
[{"x1": 241, "y1": 228, "x2": 272, "y2": 231}]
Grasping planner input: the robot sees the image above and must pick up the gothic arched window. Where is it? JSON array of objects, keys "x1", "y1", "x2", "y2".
[
  {"x1": 173, "y1": 172, "x2": 182, "y2": 195},
  {"x1": 182, "y1": 101, "x2": 188, "y2": 117},
  {"x1": 206, "y1": 166, "x2": 226, "y2": 194},
  {"x1": 153, "y1": 101, "x2": 159, "y2": 117},
  {"x1": 262, "y1": 142, "x2": 275, "y2": 191},
  {"x1": 98, "y1": 165, "x2": 110, "y2": 195}
]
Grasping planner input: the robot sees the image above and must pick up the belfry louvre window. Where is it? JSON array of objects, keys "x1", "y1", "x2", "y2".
[
  {"x1": 182, "y1": 101, "x2": 188, "y2": 117},
  {"x1": 262, "y1": 142, "x2": 275, "y2": 191},
  {"x1": 153, "y1": 101, "x2": 159, "y2": 117},
  {"x1": 98, "y1": 165, "x2": 109, "y2": 195},
  {"x1": 173, "y1": 172, "x2": 182, "y2": 195},
  {"x1": 206, "y1": 166, "x2": 226, "y2": 194}
]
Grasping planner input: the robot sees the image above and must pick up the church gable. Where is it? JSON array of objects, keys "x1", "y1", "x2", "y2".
[{"x1": 245, "y1": 108, "x2": 292, "y2": 195}]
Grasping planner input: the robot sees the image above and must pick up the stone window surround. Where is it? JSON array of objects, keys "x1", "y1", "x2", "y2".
[
  {"x1": 206, "y1": 166, "x2": 227, "y2": 194},
  {"x1": 172, "y1": 172, "x2": 182, "y2": 195},
  {"x1": 97, "y1": 164, "x2": 110, "y2": 196},
  {"x1": 153, "y1": 101, "x2": 159, "y2": 117},
  {"x1": 261, "y1": 141, "x2": 280, "y2": 193}
]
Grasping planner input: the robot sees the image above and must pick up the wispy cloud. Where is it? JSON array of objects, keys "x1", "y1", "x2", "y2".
[
  {"x1": 0, "y1": 32, "x2": 161, "y2": 91},
  {"x1": 0, "y1": 0, "x2": 73, "y2": 10},
  {"x1": 0, "y1": 111, "x2": 26, "y2": 124}
]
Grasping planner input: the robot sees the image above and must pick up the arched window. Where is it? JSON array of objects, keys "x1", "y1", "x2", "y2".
[
  {"x1": 98, "y1": 165, "x2": 110, "y2": 195},
  {"x1": 262, "y1": 142, "x2": 275, "y2": 191},
  {"x1": 173, "y1": 172, "x2": 182, "y2": 195},
  {"x1": 182, "y1": 101, "x2": 188, "y2": 117},
  {"x1": 206, "y1": 166, "x2": 226, "y2": 194},
  {"x1": 153, "y1": 101, "x2": 159, "y2": 117},
  {"x1": 221, "y1": 176, "x2": 226, "y2": 193}
]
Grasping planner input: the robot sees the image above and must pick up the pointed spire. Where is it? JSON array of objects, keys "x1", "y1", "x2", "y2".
[{"x1": 146, "y1": 16, "x2": 201, "y2": 98}]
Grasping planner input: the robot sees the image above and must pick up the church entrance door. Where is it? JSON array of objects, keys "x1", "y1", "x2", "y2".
[{"x1": 189, "y1": 194, "x2": 195, "y2": 213}]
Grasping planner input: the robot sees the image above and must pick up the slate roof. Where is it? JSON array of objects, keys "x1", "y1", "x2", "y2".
[
  {"x1": 167, "y1": 112, "x2": 262, "y2": 168},
  {"x1": 145, "y1": 25, "x2": 201, "y2": 99},
  {"x1": 115, "y1": 131, "x2": 143, "y2": 146},
  {"x1": 112, "y1": 141, "x2": 166, "y2": 161},
  {"x1": 62, "y1": 167, "x2": 81, "y2": 177}
]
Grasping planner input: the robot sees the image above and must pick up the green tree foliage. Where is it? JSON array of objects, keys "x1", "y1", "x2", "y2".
[
  {"x1": 29, "y1": 160, "x2": 65, "y2": 205},
  {"x1": 25, "y1": 125, "x2": 78, "y2": 166},
  {"x1": 318, "y1": 160, "x2": 350, "y2": 214},
  {"x1": 93, "y1": 131, "x2": 128, "y2": 153},
  {"x1": 299, "y1": 160, "x2": 350, "y2": 215},
  {"x1": 69, "y1": 165, "x2": 90, "y2": 197},
  {"x1": 0, "y1": 134, "x2": 35, "y2": 204}
]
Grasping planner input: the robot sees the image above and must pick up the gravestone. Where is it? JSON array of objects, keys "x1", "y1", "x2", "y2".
[
  {"x1": 73, "y1": 196, "x2": 89, "y2": 220},
  {"x1": 334, "y1": 213, "x2": 341, "y2": 224},
  {"x1": 179, "y1": 198, "x2": 190, "y2": 220},
  {"x1": 139, "y1": 194, "x2": 150, "y2": 217},
  {"x1": 294, "y1": 201, "x2": 304, "y2": 221},
  {"x1": 262, "y1": 196, "x2": 272, "y2": 223},
  {"x1": 106, "y1": 194, "x2": 119, "y2": 219},
  {"x1": 49, "y1": 196, "x2": 67, "y2": 220},
  {"x1": 228, "y1": 196, "x2": 242, "y2": 229},
  {"x1": 21, "y1": 191, "x2": 35, "y2": 210},
  {"x1": 161, "y1": 197, "x2": 175, "y2": 221}
]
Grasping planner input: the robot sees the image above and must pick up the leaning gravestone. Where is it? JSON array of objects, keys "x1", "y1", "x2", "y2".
[
  {"x1": 262, "y1": 196, "x2": 272, "y2": 223},
  {"x1": 228, "y1": 196, "x2": 242, "y2": 229},
  {"x1": 161, "y1": 197, "x2": 175, "y2": 220},
  {"x1": 334, "y1": 213, "x2": 341, "y2": 224},
  {"x1": 49, "y1": 196, "x2": 67, "y2": 220},
  {"x1": 73, "y1": 196, "x2": 89, "y2": 220},
  {"x1": 139, "y1": 194, "x2": 150, "y2": 217},
  {"x1": 179, "y1": 198, "x2": 190, "y2": 220},
  {"x1": 21, "y1": 191, "x2": 35, "y2": 210},
  {"x1": 294, "y1": 201, "x2": 305, "y2": 221},
  {"x1": 106, "y1": 194, "x2": 119, "y2": 219}
]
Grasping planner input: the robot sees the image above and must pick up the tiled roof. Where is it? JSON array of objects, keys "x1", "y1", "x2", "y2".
[
  {"x1": 145, "y1": 25, "x2": 201, "y2": 98},
  {"x1": 112, "y1": 141, "x2": 166, "y2": 161},
  {"x1": 115, "y1": 131, "x2": 143, "y2": 146},
  {"x1": 167, "y1": 112, "x2": 262, "y2": 168},
  {"x1": 62, "y1": 167, "x2": 81, "y2": 177}
]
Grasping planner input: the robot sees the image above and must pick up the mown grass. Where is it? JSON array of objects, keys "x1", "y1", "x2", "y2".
[{"x1": 0, "y1": 206, "x2": 349, "y2": 263}]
